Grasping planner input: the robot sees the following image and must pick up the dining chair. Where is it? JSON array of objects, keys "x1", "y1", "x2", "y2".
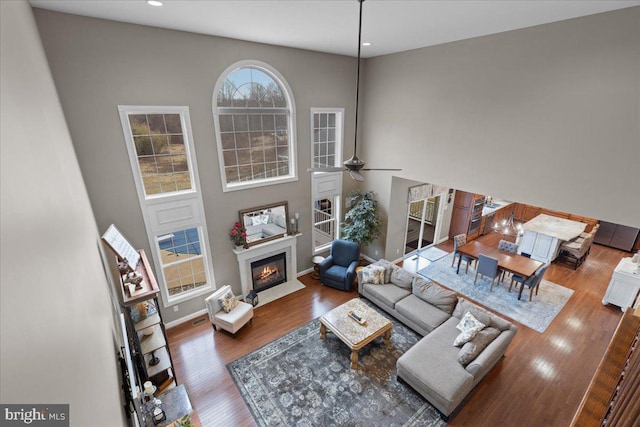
[
  {"x1": 509, "y1": 263, "x2": 550, "y2": 301},
  {"x1": 497, "y1": 239, "x2": 518, "y2": 282},
  {"x1": 473, "y1": 254, "x2": 500, "y2": 291},
  {"x1": 451, "y1": 234, "x2": 474, "y2": 274}
]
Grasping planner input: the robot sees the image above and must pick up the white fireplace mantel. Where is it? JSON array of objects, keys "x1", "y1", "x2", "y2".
[{"x1": 233, "y1": 235, "x2": 299, "y2": 298}]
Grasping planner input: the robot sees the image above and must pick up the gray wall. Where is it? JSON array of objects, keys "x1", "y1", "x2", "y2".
[
  {"x1": 33, "y1": 9, "x2": 358, "y2": 323},
  {"x1": 1, "y1": 1, "x2": 124, "y2": 424},
  {"x1": 360, "y1": 6, "x2": 640, "y2": 260}
]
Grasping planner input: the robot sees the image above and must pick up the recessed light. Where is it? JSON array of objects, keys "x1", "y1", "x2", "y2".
[
  {"x1": 147, "y1": 0, "x2": 163, "y2": 6},
  {"x1": 362, "y1": 42, "x2": 371, "y2": 46}
]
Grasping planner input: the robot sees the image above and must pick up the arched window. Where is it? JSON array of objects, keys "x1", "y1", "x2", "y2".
[{"x1": 213, "y1": 61, "x2": 297, "y2": 191}]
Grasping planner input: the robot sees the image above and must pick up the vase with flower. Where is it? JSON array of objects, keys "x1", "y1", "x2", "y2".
[{"x1": 230, "y1": 222, "x2": 248, "y2": 249}]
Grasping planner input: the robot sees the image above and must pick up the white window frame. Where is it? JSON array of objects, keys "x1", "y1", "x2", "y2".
[
  {"x1": 213, "y1": 60, "x2": 298, "y2": 192},
  {"x1": 311, "y1": 108, "x2": 344, "y2": 254},
  {"x1": 310, "y1": 107, "x2": 344, "y2": 169},
  {"x1": 118, "y1": 105, "x2": 215, "y2": 307}
]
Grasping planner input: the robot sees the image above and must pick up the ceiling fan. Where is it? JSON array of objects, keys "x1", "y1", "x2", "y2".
[{"x1": 308, "y1": 0, "x2": 401, "y2": 182}]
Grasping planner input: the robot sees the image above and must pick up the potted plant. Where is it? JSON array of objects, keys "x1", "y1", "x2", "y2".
[
  {"x1": 229, "y1": 222, "x2": 248, "y2": 249},
  {"x1": 341, "y1": 189, "x2": 381, "y2": 247}
]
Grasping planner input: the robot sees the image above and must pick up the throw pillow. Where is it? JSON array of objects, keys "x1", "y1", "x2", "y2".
[
  {"x1": 251, "y1": 216, "x2": 263, "y2": 226},
  {"x1": 458, "y1": 327, "x2": 501, "y2": 365},
  {"x1": 452, "y1": 298, "x2": 511, "y2": 332},
  {"x1": 453, "y1": 311, "x2": 486, "y2": 347},
  {"x1": 361, "y1": 265, "x2": 385, "y2": 285},
  {"x1": 390, "y1": 267, "x2": 414, "y2": 289},
  {"x1": 412, "y1": 277, "x2": 457, "y2": 314},
  {"x1": 218, "y1": 289, "x2": 239, "y2": 313},
  {"x1": 375, "y1": 260, "x2": 395, "y2": 283}
]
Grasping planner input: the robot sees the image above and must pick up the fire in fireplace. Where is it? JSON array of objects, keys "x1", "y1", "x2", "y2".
[{"x1": 251, "y1": 253, "x2": 287, "y2": 293}]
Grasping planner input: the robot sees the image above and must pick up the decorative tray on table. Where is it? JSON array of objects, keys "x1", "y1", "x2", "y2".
[{"x1": 347, "y1": 311, "x2": 367, "y2": 326}]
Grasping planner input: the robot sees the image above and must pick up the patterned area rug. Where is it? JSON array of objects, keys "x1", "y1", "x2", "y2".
[
  {"x1": 227, "y1": 307, "x2": 445, "y2": 427},
  {"x1": 417, "y1": 254, "x2": 573, "y2": 333}
]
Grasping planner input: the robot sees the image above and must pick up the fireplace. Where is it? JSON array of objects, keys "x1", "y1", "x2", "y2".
[{"x1": 251, "y1": 252, "x2": 287, "y2": 293}]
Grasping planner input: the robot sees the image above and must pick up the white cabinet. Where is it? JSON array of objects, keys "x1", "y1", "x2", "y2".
[
  {"x1": 518, "y1": 230, "x2": 560, "y2": 263},
  {"x1": 602, "y1": 258, "x2": 640, "y2": 311}
]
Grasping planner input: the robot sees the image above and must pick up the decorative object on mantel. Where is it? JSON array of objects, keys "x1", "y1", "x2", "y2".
[
  {"x1": 341, "y1": 189, "x2": 381, "y2": 248},
  {"x1": 229, "y1": 221, "x2": 248, "y2": 249}
]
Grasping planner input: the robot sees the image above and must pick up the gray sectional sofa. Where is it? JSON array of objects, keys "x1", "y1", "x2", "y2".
[{"x1": 357, "y1": 259, "x2": 518, "y2": 419}]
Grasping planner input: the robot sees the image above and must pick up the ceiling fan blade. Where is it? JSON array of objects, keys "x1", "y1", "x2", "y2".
[
  {"x1": 349, "y1": 170, "x2": 365, "y2": 182},
  {"x1": 361, "y1": 168, "x2": 402, "y2": 171},
  {"x1": 307, "y1": 167, "x2": 346, "y2": 173}
]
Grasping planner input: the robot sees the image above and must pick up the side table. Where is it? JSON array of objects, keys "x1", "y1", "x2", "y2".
[
  {"x1": 312, "y1": 256, "x2": 325, "y2": 280},
  {"x1": 143, "y1": 384, "x2": 193, "y2": 427},
  {"x1": 602, "y1": 257, "x2": 640, "y2": 311}
]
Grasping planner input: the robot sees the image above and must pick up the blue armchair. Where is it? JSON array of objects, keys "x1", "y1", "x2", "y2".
[{"x1": 319, "y1": 240, "x2": 360, "y2": 291}]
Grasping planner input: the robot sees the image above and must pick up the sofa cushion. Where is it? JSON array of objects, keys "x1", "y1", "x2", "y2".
[
  {"x1": 412, "y1": 276, "x2": 457, "y2": 314},
  {"x1": 361, "y1": 265, "x2": 385, "y2": 285},
  {"x1": 390, "y1": 267, "x2": 414, "y2": 289},
  {"x1": 458, "y1": 327, "x2": 501, "y2": 365},
  {"x1": 397, "y1": 317, "x2": 474, "y2": 413},
  {"x1": 395, "y1": 294, "x2": 450, "y2": 333},
  {"x1": 453, "y1": 312, "x2": 486, "y2": 346},
  {"x1": 452, "y1": 298, "x2": 511, "y2": 332},
  {"x1": 363, "y1": 283, "x2": 411, "y2": 308}
]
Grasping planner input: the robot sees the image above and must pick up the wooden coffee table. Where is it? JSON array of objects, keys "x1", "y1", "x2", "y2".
[{"x1": 319, "y1": 298, "x2": 392, "y2": 369}]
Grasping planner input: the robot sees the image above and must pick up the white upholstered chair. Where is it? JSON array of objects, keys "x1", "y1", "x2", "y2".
[{"x1": 204, "y1": 285, "x2": 253, "y2": 335}]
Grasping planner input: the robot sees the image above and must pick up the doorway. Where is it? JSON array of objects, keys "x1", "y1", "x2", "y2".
[{"x1": 404, "y1": 194, "x2": 441, "y2": 256}]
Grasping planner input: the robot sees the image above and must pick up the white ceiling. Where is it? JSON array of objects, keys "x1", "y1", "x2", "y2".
[{"x1": 30, "y1": 0, "x2": 640, "y2": 58}]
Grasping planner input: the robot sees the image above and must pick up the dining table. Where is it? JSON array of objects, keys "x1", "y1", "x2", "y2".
[{"x1": 456, "y1": 240, "x2": 544, "y2": 288}]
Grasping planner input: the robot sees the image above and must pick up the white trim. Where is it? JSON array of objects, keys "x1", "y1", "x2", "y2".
[
  {"x1": 310, "y1": 107, "x2": 344, "y2": 169},
  {"x1": 233, "y1": 234, "x2": 298, "y2": 298},
  {"x1": 212, "y1": 60, "x2": 298, "y2": 192},
  {"x1": 118, "y1": 106, "x2": 216, "y2": 308},
  {"x1": 165, "y1": 308, "x2": 208, "y2": 329}
]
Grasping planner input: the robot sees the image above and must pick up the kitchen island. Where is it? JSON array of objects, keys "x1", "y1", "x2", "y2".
[{"x1": 518, "y1": 214, "x2": 586, "y2": 263}]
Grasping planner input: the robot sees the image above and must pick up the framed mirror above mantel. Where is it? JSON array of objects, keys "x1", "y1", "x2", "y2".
[{"x1": 239, "y1": 201, "x2": 290, "y2": 247}]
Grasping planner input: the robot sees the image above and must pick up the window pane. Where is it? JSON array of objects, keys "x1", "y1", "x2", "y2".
[
  {"x1": 130, "y1": 115, "x2": 150, "y2": 135},
  {"x1": 219, "y1": 115, "x2": 234, "y2": 132},
  {"x1": 135, "y1": 136, "x2": 153, "y2": 156},
  {"x1": 158, "y1": 228, "x2": 207, "y2": 297},
  {"x1": 169, "y1": 135, "x2": 185, "y2": 154},
  {"x1": 152, "y1": 135, "x2": 169, "y2": 154},
  {"x1": 164, "y1": 114, "x2": 182, "y2": 134},
  {"x1": 215, "y1": 66, "x2": 293, "y2": 185},
  {"x1": 171, "y1": 154, "x2": 188, "y2": 172},
  {"x1": 128, "y1": 113, "x2": 192, "y2": 196},
  {"x1": 220, "y1": 133, "x2": 235, "y2": 150},
  {"x1": 148, "y1": 114, "x2": 166, "y2": 134},
  {"x1": 235, "y1": 132, "x2": 250, "y2": 149}
]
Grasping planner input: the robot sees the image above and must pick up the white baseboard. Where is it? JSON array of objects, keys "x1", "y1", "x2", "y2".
[
  {"x1": 165, "y1": 308, "x2": 208, "y2": 329},
  {"x1": 298, "y1": 267, "x2": 313, "y2": 276}
]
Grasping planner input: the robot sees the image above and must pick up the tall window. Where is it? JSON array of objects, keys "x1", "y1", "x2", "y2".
[
  {"x1": 311, "y1": 108, "x2": 343, "y2": 253},
  {"x1": 213, "y1": 61, "x2": 297, "y2": 192},
  {"x1": 119, "y1": 106, "x2": 215, "y2": 307}
]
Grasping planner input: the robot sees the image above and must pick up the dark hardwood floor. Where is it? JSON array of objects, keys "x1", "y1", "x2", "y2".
[{"x1": 167, "y1": 235, "x2": 629, "y2": 426}]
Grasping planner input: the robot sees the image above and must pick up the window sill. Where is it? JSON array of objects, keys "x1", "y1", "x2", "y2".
[{"x1": 222, "y1": 175, "x2": 298, "y2": 192}]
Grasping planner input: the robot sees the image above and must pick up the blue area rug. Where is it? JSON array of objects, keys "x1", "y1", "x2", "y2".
[
  {"x1": 417, "y1": 254, "x2": 573, "y2": 333},
  {"x1": 227, "y1": 307, "x2": 445, "y2": 427},
  {"x1": 418, "y1": 246, "x2": 449, "y2": 261}
]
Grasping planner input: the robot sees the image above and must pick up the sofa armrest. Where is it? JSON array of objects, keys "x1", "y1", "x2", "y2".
[
  {"x1": 466, "y1": 324, "x2": 517, "y2": 380},
  {"x1": 345, "y1": 260, "x2": 358, "y2": 287},
  {"x1": 319, "y1": 255, "x2": 334, "y2": 276}
]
